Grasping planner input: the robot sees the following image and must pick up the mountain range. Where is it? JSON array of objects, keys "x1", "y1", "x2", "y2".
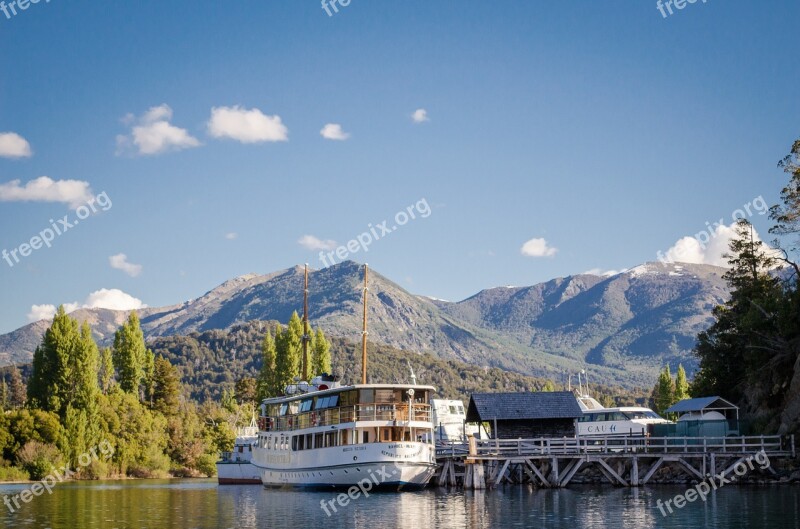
[{"x1": 0, "y1": 260, "x2": 730, "y2": 388}]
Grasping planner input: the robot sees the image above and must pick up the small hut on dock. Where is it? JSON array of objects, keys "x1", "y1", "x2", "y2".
[{"x1": 465, "y1": 391, "x2": 582, "y2": 439}]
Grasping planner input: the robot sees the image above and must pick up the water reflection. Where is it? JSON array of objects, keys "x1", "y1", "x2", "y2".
[{"x1": 1, "y1": 480, "x2": 799, "y2": 529}]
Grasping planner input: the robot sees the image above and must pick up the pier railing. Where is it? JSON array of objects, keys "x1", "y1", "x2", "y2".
[
  {"x1": 265, "y1": 404, "x2": 432, "y2": 432},
  {"x1": 436, "y1": 435, "x2": 793, "y2": 459}
]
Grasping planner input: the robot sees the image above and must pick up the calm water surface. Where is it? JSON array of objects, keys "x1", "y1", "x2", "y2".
[{"x1": 1, "y1": 480, "x2": 798, "y2": 528}]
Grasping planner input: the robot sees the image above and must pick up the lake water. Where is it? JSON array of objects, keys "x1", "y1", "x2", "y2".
[{"x1": 1, "y1": 480, "x2": 798, "y2": 528}]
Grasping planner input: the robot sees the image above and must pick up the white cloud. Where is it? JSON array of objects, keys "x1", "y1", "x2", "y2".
[
  {"x1": 0, "y1": 176, "x2": 93, "y2": 209},
  {"x1": 583, "y1": 268, "x2": 626, "y2": 277},
  {"x1": 298, "y1": 235, "x2": 337, "y2": 251},
  {"x1": 225, "y1": 232, "x2": 238, "y2": 240},
  {"x1": 660, "y1": 222, "x2": 779, "y2": 267},
  {"x1": 412, "y1": 109, "x2": 430, "y2": 123},
  {"x1": 521, "y1": 237, "x2": 558, "y2": 258},
  {"x1": 116, "y1": 104, "x2": 201, "y2": 156},
  {"x1": 208, "y1": 106, "x2": 289, "y2": 143},
  {"x1": 26, "y1": 289, "x2": 146, "y2": 322},
  {"x1": 0, "y1": 132, "x2": 32, "y2": 158},
  {"x1": 109, "y1": 253, "x2": 143, "y2": 277},
  {"x1": 320, "y1": 123, "x2": 350, "y2": 141}
]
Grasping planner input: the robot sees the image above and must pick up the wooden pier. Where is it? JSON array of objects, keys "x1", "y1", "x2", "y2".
[{"x1": 435, "y1": 435, "x2": 796, "y2": 489}]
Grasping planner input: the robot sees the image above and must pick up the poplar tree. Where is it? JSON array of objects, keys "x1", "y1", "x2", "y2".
[
  {"x1": 275, "y1": 314, "x2": 302, "y2": 392},
  {"x1": 98, "y1": 347, "x2": 115, "y2": 394},
  {"x1": 113, "y1": 311, "x2": 147, "y2": 395},
  {"x1": 311, "y1": 328, "x2": 332, "y2": 375},
  {"x1": 27, "y1": 306, "x2": 81, "y2": 414},
  {"x1": 257, "y1": 329, "x2": 278, "y2": 400},
  {"x1": 674, "y1": 364, "x2": 690, "y2": 402},
  {"x1": 654, "y1": 365, "x2": 675, "y2": 415}
]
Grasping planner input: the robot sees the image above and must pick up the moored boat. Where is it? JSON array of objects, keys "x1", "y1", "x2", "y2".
[{"x1": 216, "y1": 418, "x2": 261, "y2": 484}]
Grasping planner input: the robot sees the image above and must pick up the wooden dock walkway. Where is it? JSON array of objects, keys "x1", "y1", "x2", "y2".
[{"x1": 435, "y1": 435, "x2": 796, "y2": 489}]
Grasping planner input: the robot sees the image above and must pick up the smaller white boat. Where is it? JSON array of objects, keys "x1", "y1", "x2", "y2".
[
  {"x1": 217, "y1": 418, "x2": 261, "y2": 485},
  {"x1": 571, "y1": 371, "x2": 670, "y2": 437},
  {"x1": 429, "y1": 399, "x2": 485, "y2": 442}
]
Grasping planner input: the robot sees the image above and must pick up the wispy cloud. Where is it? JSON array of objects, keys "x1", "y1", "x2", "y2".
[
  {"x1": 583, "y1": 268, "x2": 625, "y2": 277},
  {"x1": 208, "y1": 105, "x2": 289, "y2": 143},
  {"x1": 0, "y1": 132, "x2": 33, "y2": 159},
  {"x1": 27, "y1": 288, "x2": 147, "y2": 322},
  {"x1": 109, "y1": 253, "x2": 143, "y2": 277},
  {"x1": 225, "y1": 232, "x2": 238, "y2": 240},
  {"x1": 298, "y1": 234, "x2": 337, "y2": 251},
  {"x1": 0, "y1": 176, "x2": 93, "y2": 209},
  {"x1": 116, "y1": 104, "x2": 201, "y2": 156},
  {"x1": 320, "y1": 123, "x2": 350, "y2": 141},
  {"x1": 411, "y1": 109, "x2": 430, "y2": 123},
  {"x1": 521, "y1": 237, "x2": 558, "y2": 258}
]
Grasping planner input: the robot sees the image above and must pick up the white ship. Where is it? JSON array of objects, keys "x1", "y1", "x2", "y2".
[
  {"x1": 252, "y1": 377, "x2": 437, "y2": 489},
  {"x1": 251, "y1": 264, "x2": 438, "y2": 490},
  {"x1": 216, "y1": 418, "x2": 261, "y2": 484}
]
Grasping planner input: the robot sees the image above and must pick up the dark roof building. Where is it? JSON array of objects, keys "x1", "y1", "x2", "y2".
[
  {"x1": 466, "y1": 392, "x2": 583, "y2": 439},
  {"x1": 666, "y1": 396, "x2": 739, "y2": 421}
]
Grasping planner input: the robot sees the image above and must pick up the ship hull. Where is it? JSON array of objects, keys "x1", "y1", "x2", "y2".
[{"x1": 216, "y1": 462, "x2": 261, "y2": 485}]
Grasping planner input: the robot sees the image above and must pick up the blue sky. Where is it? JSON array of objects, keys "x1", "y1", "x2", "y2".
[{"x1": 0, "y1": 0, "x2": 798, "y2": 334}]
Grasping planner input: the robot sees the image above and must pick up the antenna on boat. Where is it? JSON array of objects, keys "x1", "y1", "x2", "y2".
[
  {"x1": 301, "y1": 263, "x2": 310, "y2": 382},
  {"x1": 361, "y1": 264, "x2": 369, "y2": 385}
]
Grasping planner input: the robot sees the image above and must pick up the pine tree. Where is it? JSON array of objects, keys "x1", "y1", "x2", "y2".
[
  {"x1": 674, "y1": 364, "x2": 690, "y2": 402},
  {"x1": 8, "y1": 364, "x2": 26, "y2": 409},
  {"x1": 152, "y1": 356, "x2": 181, "y2": 416},
  {"x1": 311, "y1": 328, "x2": 332, "y2": 375},
  {"x1": 257, "y1": 330, "x2": 278, "y2": 400},
  {"x1": 98, "y1": 347, "x2": 115, "y2": 394},
  {"x1": 113, "y1": 311, "x2": 147, "y2": 395}
]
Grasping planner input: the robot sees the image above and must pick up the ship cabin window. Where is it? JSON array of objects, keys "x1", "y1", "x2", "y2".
[
  {"x1": 288, "y1": 401, "x2": 300, "y2": 415},
  {"x1": 325, "y1": 431, "x2": 337, "y2": 447},
  {"x1": 362, "y1": 431, "x2": 369, "y2": 443},
  {"x1": 316, "y1": 395, "x2": 339, "y2": 410},
  {"x1": 314, "y1": 433, "x2": 324, "y2": 449},
  {"x1": 359, "y1": 389, "x2": 374, "y2": 404},
  {"x1": 300, "y1": 399, "x2": 313, "y2": 413},
  {"x1": 341, "y1": 430, "x2": 350, "y2": 445},
  {"x1": 279, "y1": 404, "x2": 288, "y2": 416},
  {"x1": 339, "y1": 391, "x2": 358, "y2": 407}
]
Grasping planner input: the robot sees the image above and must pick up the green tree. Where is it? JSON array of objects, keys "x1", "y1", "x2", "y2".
[
  {"x1": 113, "y1": 312, "x2": 147, "y2": 396},
  {"x1": 542, "y1": 380, "x2": 556, "y2": 392},
  {"x1": 311, "y1": 328, "x2": 332, "y2": 375},
  {"x1": 275, "y1": 314, "x2": 302, "y2": 392},
  {"x1": 691, "y1": 220, "x2": 784, "y2": 401},
  {"x1": 234, "y1": 377, "x2": 257, "y2": 405},
  {"x1": 653, "y1": 365, "x2": 675, "y2": 416},
  {"x1": 27, "y1": 308, "x2": 99, "y2": 421},
  {"x1": 257, "y1": 330, "x2": 278, "y2": 400},
  {"x1": 8, "y1": 364, "x2": 26, "y2": 409},
  {"x1": 0, "y1": 378, "x2": 7, "y2": 411},
  {"x1": 770, "y1": 138, "x2": 800, "y2": 263},
  {"x1": 27, "y1": 306, "x2": 77, "y2": 413},
  {"x1": 152, "y1": 356, "x2": 181, "y2": 417},
  {"x1": 143, "y1": 348, "x2": 156, "y2": 406},
  {"x1": 98, "y1": 347, "x2": 115, "y2": 394},
  {"x1": 674, "y1": 364, "x2": 690, "y2": 402}
]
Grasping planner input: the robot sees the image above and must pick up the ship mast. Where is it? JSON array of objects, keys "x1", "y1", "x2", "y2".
[
  {"x1": 302, "y1": 263, "x2": 310, "y2": 381},
  {"x1": 361, "y1": 264, "x2": 369, "y2": 384}
]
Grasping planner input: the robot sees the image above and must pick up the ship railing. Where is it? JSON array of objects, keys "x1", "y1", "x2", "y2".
[
  {"x1": 435, "y1": 435, "x2": 792, "y2": 458},
  {"x1": 264, "y1": 404, "x2": 432, "y2": 432}
]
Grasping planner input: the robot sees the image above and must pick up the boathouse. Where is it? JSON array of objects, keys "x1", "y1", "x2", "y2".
[
  {"x1": 659, "y1": 396, "x2": 742, "y2": 437},
  {"x1": 465, "y1": 391, "x2": 582, "y2": 439}
]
